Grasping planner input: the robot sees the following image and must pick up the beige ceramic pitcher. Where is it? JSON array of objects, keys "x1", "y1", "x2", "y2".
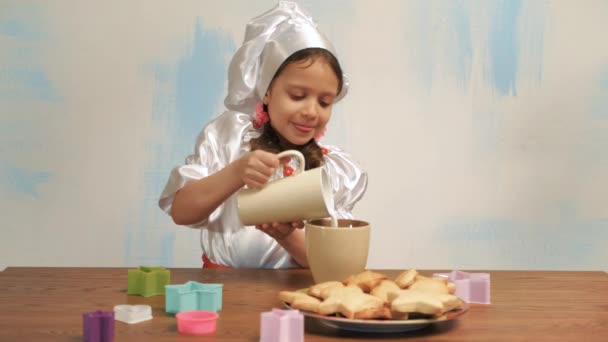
[{"x1": 237, "y1": 150, "x2": 334, "y2": 226}]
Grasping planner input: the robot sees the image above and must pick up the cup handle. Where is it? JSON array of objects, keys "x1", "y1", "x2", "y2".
[{"x1": 276, "y1": 150, "x2": 305, "y2": 175}]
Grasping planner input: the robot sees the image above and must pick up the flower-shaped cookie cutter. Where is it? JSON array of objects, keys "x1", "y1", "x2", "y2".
[
  {"x1": 127, "y1": 266, "x2": 170, "y2": 297},
  {"x1": 83, "y1": 310, "x2": 114, "y2": 342},
  {"x1": 113, "y1": 305, "x2": 153, "y2": 324},
  {"x1": 165, "y1": 281, "x2": 223, "y2": 314},
  {"x1": 433, "y1": 270, "x2": 491, "y2": 304},
  {"x1": 260, "y1": 309, "x2": 303, "y2": 342}
]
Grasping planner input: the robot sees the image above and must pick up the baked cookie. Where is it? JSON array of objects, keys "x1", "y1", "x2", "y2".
[
  {"x1": 318, "y1": 285, "x2": 391, "y2": 319},
  {"x1": 307, "y1": 281, "x2": 344, "y2": 299},
  {"x1": 447, "y1": 281, "x2": 456, "y2": 294},
  {"x1": 388, "y1": 289, "x2": 444, "y2": 316},
  {"x1": 343, "y1": 270, "x2": 388, "y2": 292},
  {"x1": 279, "y1": 291, "x2": 321, "y2": 313},
  {"x1": 388, "y1": 290, "x2": 461, "y2": 317},
  {"x1": 409, "y1": 276, "x2": 450, "y2": 294},
  {"x1": 394, "y1": 269, "x2": 418, "y2": 288},
  {"x1": 370, "y1": 279, "x2": 401, "y2": 302}
]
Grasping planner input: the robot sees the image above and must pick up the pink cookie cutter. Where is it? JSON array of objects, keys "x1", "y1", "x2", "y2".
[
  {"x1": 433, "y1": 270, "x2": 490, "y2": 304},
  {"x1": 176, "y1": 310, "x2": 219, "y2": 335},
  {"x1": 260, "y1": 309, "x2": 303, "y2": 342}
]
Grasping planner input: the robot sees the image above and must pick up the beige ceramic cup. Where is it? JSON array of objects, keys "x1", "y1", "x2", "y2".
[
  {"x1": 305, "y1": 219, "x2": 370, "y2": 284},
  {"x1": 237, "y1": 150, "x2": 334, "y2": 226}
]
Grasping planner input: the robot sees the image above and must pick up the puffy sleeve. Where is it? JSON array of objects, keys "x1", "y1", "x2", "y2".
[
  {"x1": 322, "y1": 145, "x2": 368, "y2": 219},
  {"x1": 158, "y1": 111, "x2": 257, "y2": 228}
]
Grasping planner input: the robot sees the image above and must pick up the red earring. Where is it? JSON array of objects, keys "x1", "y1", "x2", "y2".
[{"x1": 253, "y1": 103, "x2": 269, "y2": 129}]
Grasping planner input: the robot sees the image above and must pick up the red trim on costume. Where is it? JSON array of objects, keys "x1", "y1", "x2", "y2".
[{"x1": 202, "y1": 254, "x2": 232, "y2": 269}]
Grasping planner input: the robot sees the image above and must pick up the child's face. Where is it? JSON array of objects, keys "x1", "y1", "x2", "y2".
[{"x1": 263, "y1": 58, "x2": 339, "y2": 146}]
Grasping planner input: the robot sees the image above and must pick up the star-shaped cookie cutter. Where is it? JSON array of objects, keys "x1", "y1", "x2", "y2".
[
  {"x1": 127, "y1": 266, "x2": 171, "y2": 297},
  {"x1": 165, "y1": 281, "x2": 223, "y2": 314}
]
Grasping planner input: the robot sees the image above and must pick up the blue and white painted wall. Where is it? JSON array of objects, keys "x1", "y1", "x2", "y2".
[{"x1": 1, "y1": 0, "x2": 606, "y2": 270}]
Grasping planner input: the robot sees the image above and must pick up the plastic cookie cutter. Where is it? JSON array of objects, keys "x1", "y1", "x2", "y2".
[
  {"x1": 83, "y1": 310, "x2": 114, "y2": 342},
  {"x1": 433, "y1": 270, "x2": 491, "y2": 304},
  {"x1": 165, "y1": 281, "x2": 224, "y2": 314},
  {"x1": 176, "y1": 310, "x2": 219, "y2": 335},
  {"x1": 127, "y1": 266, "x2": 171, "y2": 297},
  {"x1": 113, "y1": 305, "x2": 153, "y2": 324},
  {"x1": 260, "y1": 309, "x2": 304, "y2": 342}
]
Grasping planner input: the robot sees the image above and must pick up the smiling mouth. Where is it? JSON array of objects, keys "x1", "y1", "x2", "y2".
[{"x1": 292, "y1": 123, "x2": 314, "y2": 133}]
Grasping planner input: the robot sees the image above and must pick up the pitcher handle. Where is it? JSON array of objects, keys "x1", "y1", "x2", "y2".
[{"x1": 276, "y1": 150, "x2": 306, "y2": 175}]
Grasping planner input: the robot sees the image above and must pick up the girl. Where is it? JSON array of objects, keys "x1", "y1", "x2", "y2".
[{"x1": 159, "y1": 1, "x2": 367, "y2": 269}]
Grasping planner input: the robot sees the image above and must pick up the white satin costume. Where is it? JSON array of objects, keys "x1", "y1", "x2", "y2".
[{"x1": 158, "y1": 1, "x2": 368, "y2": 268}]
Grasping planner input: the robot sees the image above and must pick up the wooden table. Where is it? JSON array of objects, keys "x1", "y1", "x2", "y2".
[{"x1": 0, "y1": 268, "x2": 606, "y2": 341}]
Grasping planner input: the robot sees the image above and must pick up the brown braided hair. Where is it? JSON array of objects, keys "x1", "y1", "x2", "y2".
[{"x1": 249, "y1": 48, "x2": 344, "y2": 170}]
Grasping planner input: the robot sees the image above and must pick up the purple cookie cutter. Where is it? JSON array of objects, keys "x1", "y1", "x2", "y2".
[{"x1": 83, "y1": 310, "x2": 114, "y2": 342}]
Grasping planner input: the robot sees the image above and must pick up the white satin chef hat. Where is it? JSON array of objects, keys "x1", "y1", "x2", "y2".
[{"x1": 224, "y1": 1, "x2": 349, "y2": 114}]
